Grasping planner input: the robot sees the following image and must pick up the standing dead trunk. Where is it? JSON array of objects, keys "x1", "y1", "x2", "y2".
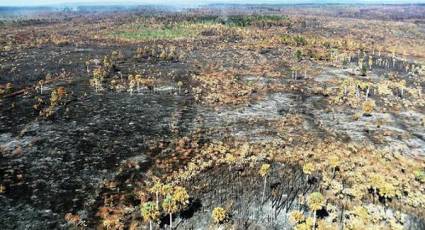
[
  {"x1": 169, "y1": 213, "x2": 173, "y2": 229},
  {"x1": 340, "y1": 207, "x2": 345, "y2": 230},
  {"x1": 262, "y1": 176, "x2": 267, "y2": 204}
]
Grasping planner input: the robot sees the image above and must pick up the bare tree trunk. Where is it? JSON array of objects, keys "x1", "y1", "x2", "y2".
[
  {"x1": 170, "y1": 213, "x2": 173, "y2": 229},
  {"x1": 262, "y1": 176, "x2": 267, "y2": 204},
  {"x1": 150, "y1": 221, "x2": 152, "y2": 230}
]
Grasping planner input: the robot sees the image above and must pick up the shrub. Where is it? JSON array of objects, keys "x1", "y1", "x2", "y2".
[
  {"x1": 212, "y1": 207, "x2": 227, "y2": 224},
  {"x1": 303, "y1": 162, "x2": 315, "y2": 176},
  {"x1": 289, "y1": 210, "x2": 305, "y2": 224},
  {"x1": 295, "y1": 49, "x2": 303, "y2": 61},
  {"x1": 173, "y1": 186, "x2": 189, "y2": 209},
  {"x1": 362, "y1": 100, "x2": 375, "y2": 114},
  {"x1": 39, "y1": 87, "x2": 67, "y2": 118},
  {"x1": 0, "y1": 83, "x2": 14, "y2": 96},
  {"x1": 414, "y1": 170, "x2": 425, "y2": 183}
]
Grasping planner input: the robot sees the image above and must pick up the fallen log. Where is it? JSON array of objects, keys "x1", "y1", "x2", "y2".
[{"x1": 3, "y1": 88, "x2": 28, "y2": 98}]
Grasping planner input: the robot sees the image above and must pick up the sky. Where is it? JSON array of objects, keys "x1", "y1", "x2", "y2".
[{"x1": 0, "y1": 0, "x2": 424, "y2": 6}]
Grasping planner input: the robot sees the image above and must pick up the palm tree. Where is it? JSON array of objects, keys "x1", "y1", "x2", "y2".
[
  {"x1": 162, "y1": 195, "x2": 178, "y2": 229},
  {"x1": 328, "y1": 155, "x2": 340, "y2": 177},
  {"x1": 361, "y1": 63, "x2": 368, "y2": 76},
  {"x1": 128, "y1": 75, "x2": 136, "y2": 95},
  {"x1": 177, "y1": 81, "x2": 183, "y2": 94},
  {"x1": 303, "y1": 162, "x2": 315, "y2": 182},
  {"x1": 307, "y1": 192, "x2": 325, "y2": 230},
  {"x1": 37, "y1": 80, "x2": 44, "y2": 94},
  {"x1": 161, "y1": 184, "x2": 174, "y2": 197},
  {"x1": 149, "y1": 181, "x2": 164, "y2": 207},
  {"x1": 398, "y1": 80, "x2": 406, "y2": 98},
  {"x1": 135, "y1": 75, "x2": 142, "y2": 92},
  {"x1": 259, "y1": 163, "x2": 271, "y2": 203},
  {"x1": 289, "y1": 210, "x2": 305, "y2": 225},
  {"x1": 85, "y1": 61, "x2": 91, "y2": 74},
  {"x1": 141, "y1": 202, "x2": 160, "y2": 230}
]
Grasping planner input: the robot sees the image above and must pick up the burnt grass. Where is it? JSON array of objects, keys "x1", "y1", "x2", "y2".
[
  {"x1": 0, "y1": 41, "x2": 198, "y2": 228},
  {"x1": 0, "y1": 41, "x2": 319, "y2": 228},
  {"x1": 0, "y1": 43, "x2": 423, "y2": 229},
  {"x1": 178, "y1": 163, "x2": 318, "y2": 229}
]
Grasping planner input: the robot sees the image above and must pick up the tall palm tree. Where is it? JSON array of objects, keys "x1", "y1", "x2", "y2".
[
  {"x1": 307, "y1": 192, "x2": 325, "y2": 230},
  {"x1": 259, "y1": 164, "x2": 271, "y2": 203},
  {"x1": 162, "y1": 195, "x2": 178, "y2": 229},
  {"x1": 141, "y1": 202, "x2": 160, "y2": 230}
]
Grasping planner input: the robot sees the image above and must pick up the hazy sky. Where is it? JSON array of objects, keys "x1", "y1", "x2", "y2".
[{"x1": 1, "y1": 0, "x2": 424, "y2": 6}]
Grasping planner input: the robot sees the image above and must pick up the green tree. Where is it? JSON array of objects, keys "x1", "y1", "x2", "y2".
[
  {"x1": 307, "y1": 192, "x2": 325, "y2": 230},
  {"x1": 149, "y1": 181, "x2": 163, "y2": 207},
  {"x1": 162, "y1": 195, "x2": 178, "y2": 229},
  {"x1": 141, "y1": 202, "x2": 160, "y2": 230}
]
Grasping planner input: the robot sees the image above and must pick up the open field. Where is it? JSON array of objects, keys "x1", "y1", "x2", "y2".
[{"x1": 0, "y1": 4, "x2": 424, "y2": 230}]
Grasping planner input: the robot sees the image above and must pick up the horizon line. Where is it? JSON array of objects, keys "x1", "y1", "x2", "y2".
[{"x1": 1, "y1": 0, "x2": 425, "y2": 7}]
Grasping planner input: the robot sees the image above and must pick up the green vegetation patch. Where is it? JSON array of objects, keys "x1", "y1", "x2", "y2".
[
  {"x1": 192, "y1": 15, "x2": 288, "y2": 27},
  {"x1": 109, "y1": 15, "x2": 288, "y2": 41},
  {"x1": 110, "y1": 23, "x2": 201, "y2": 41}
]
